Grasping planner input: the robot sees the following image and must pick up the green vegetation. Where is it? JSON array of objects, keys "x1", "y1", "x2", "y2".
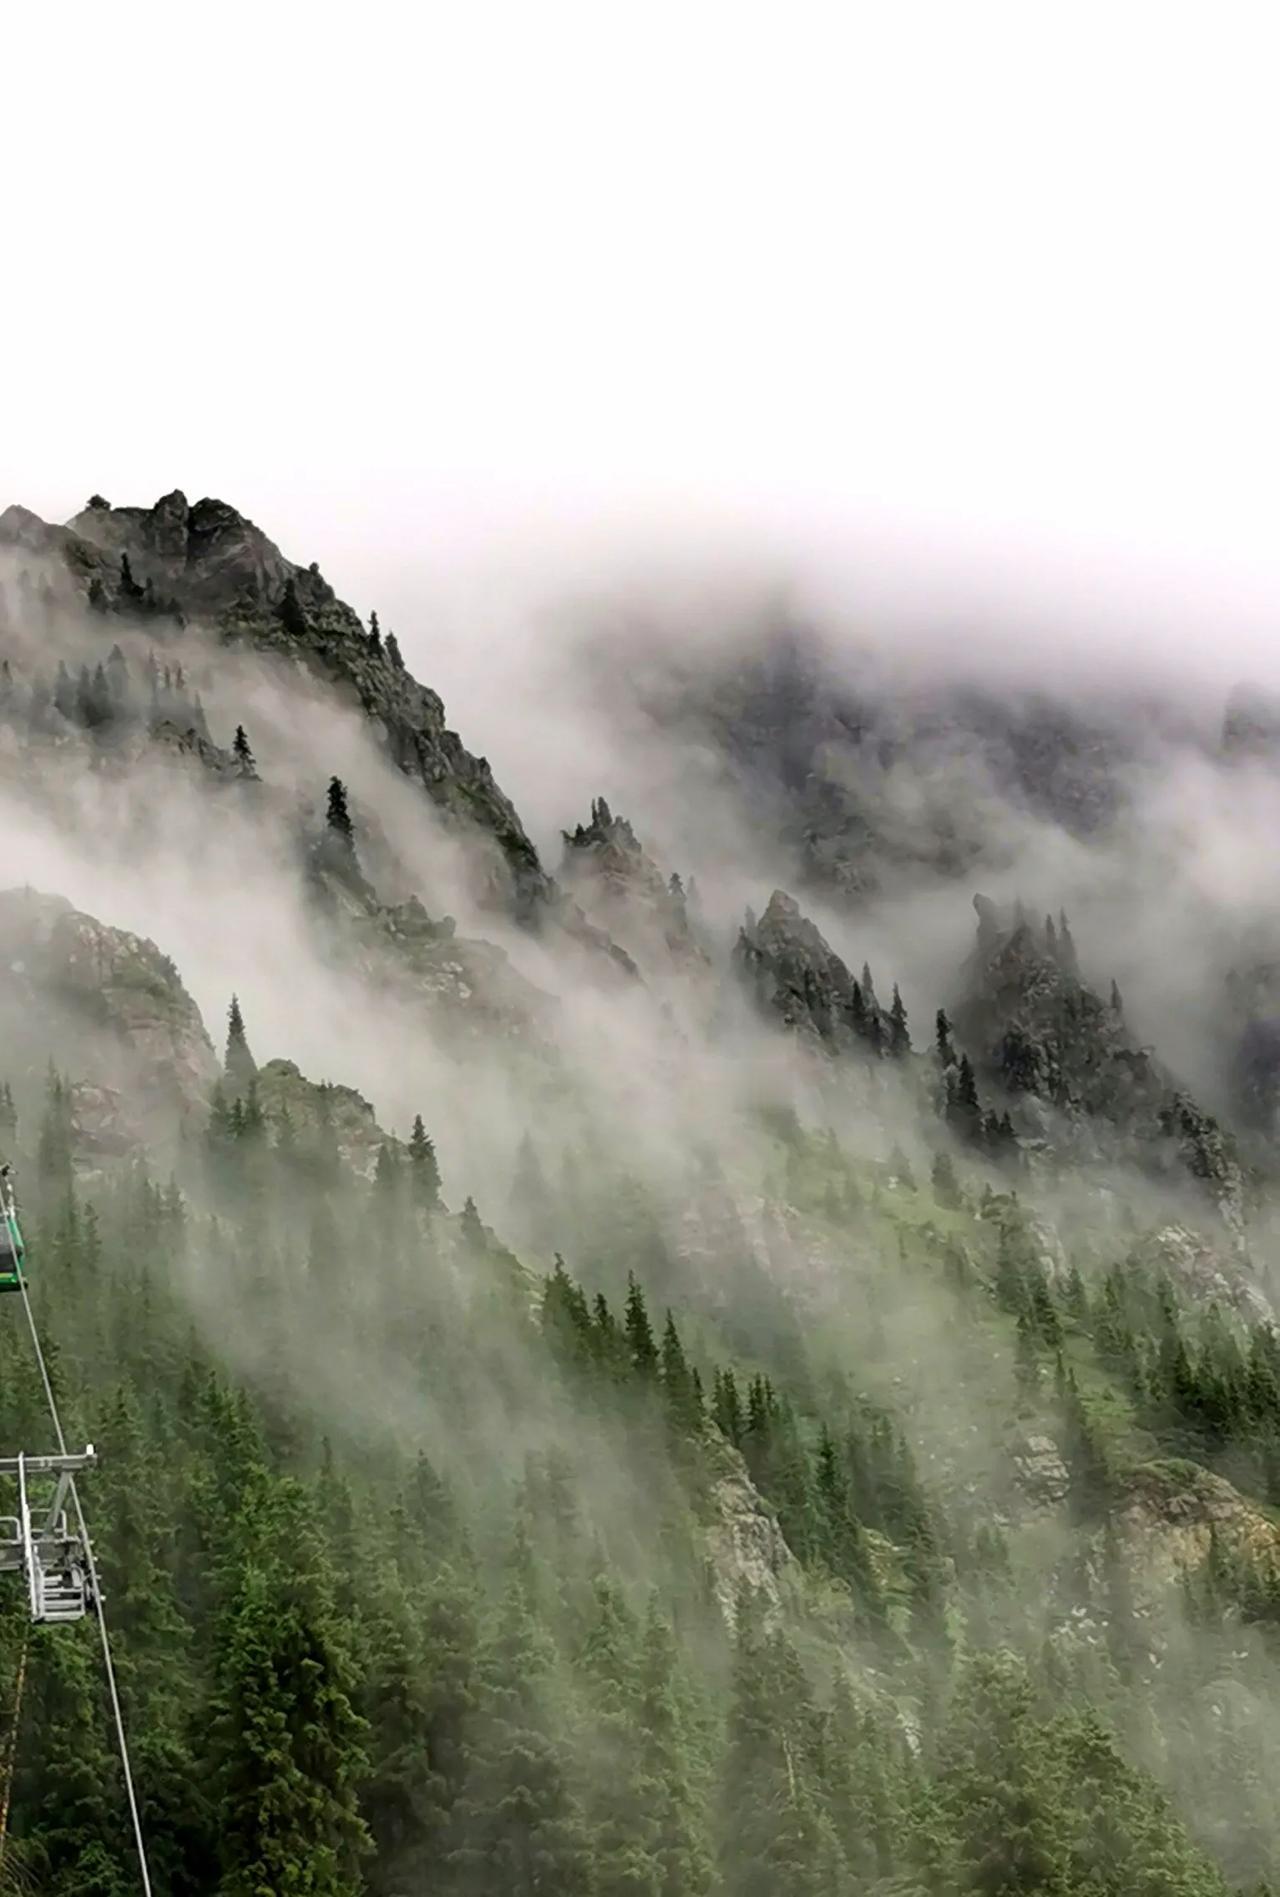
[{"x1": 1, "y1": 1078, "x2": 1277, "y2": 1893}]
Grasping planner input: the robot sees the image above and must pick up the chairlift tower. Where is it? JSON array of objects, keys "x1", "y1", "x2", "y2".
[{"x1": 0, "y1": 1448, "x2": 97, "y2": 1624}]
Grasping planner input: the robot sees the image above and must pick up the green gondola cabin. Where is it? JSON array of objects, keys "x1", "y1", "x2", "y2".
[{"x1": 0, "y1": 1204, "x2": 24, "y2": 1293}]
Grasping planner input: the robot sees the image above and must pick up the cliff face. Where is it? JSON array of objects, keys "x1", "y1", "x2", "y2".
[
  {"x1": 734, "y1": 889, "x2": 892, "y2": 1055},
  {"x1": 560, "y1": 798, "x2": 709, "y2": 974},
  {"x1": 952, "y1": 894, "x2": 1245, "y2": 1231},
  {"x1": 0, "y1": 494, "x2": 607, "y2": 942},
  {"x1": 307, "y1": 855, "x2": 557, "y2": 1053},
  {"x1": 251, "y1": 1058, "x2": 400, "y2": 1180},
  {"x1": 601, "y1": 620, "x2": 1150, "y2": 902},
  {"x1": 0, "y1": 886, "x2": 217, "y2": 1147}
]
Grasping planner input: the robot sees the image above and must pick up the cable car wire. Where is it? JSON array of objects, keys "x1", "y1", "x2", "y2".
[{"x1": 7, "y1": 1208, "x2": 153, "y2": 1897}]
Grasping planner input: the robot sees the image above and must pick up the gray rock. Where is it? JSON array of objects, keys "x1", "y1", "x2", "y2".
[
  {"x1": 0, "y1": 887, "x2": 218, "y2": 1145},
  {"x1": 734, "y1": 889, "x2": 890, "y2": 1055},
  {"x1": 1011, "y1": 1432, "x2": 1070, "y2": 1506}
]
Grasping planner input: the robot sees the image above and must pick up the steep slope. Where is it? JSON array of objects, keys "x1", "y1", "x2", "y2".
[
  {"x1": 734, "y1": 888, "x2": 895, "y2": 1055},
  {"x1": 0, "y1": 886, "x2": 216, "y2": 1149},
  {"x1": 560, "y1": 797, "x2": 710, "y2": 975},
  {"x1": 953, "y1": 893, "x2": 1245, "y2": 1228},
  {"x1": 0, "y1": 493, "x2": 615, "y2": 951},
  {"x1": 586, "y1": 617, "x2": 1174, "y2": 902}
]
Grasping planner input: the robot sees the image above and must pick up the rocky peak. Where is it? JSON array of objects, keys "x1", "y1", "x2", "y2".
[
  {"x1": 955, "y1": 893, "x2": 1244, "y2": 1229},
  {"x1": 734, "y1": 889, "x2": 890, "y2": 1054},
  {"x1": 560, "y1": 797, "x2": 706, "y2": 970},
  {"x1": 3, "y1": 493, "x2": 633, "y2": 967},
  {"x1": 252, "y1": 1057, "x2": 401, "y2": 1180}
]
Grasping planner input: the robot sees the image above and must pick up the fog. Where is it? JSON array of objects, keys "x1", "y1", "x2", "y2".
[{"x1": 6, "y1": 5, "x2": 1280, "y2": 1877}]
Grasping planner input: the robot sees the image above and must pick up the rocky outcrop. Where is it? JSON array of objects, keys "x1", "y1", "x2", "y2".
[
  {"x1": 702, "y1": 1438, "x2": 800, "y2": 1628},
  {"x1": 734, "y1": 889, "x2": 892, "y2": 1054},
  {"x1": 560, "y1": 798, "x2": 708, "y2": 973},
  {"x1": 1114, "y1": 1458, "x2": 1280, "y2": 1588},
  {"x1": 1011, "y1": 1431, "x2": 1071, "y2": 1508},
  {"x1": 1127, "y1": 1226, "x2": 1272, "y2": 1323},
  {"x1": 954, "y1": 895, "x2": 1244, "y2": 1230},
  {"x1": 308, "y1": 858, "x2": 556, "y2": 1052},
  {"x1": 598, "y1": 619, "x2": 1143, "y2": 902},
  {"x1": 147, "y1": 719, "x2": 249, "y2": 782},
  {"x1": 252, "y1": 1057, "x2": 400, "y2": 1179},
  {"x1": 0, "y1": 888, "x2": 218, "y2": 1141}
]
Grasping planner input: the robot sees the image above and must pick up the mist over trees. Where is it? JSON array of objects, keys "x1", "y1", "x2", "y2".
[{"x1": 1, "y1": 494, "x2": 1280, "y2": 1892}]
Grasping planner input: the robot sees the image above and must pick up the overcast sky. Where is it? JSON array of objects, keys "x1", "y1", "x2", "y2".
[{"x1": 5, "y1": 2, "x2": 1279, "y2": 678}]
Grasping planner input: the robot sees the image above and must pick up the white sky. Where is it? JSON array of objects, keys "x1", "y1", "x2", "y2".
[{"x1": 4, "y1": 2, "x2": 1280, "y2": 675}]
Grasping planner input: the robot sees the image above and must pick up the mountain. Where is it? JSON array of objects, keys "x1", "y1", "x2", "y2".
[
  {"x1": 0, "y1": 490, "x2": 1279, "y2": 1894},
  {"x1": 0, "y1": 492, "x2": 625, "y2": 952}
]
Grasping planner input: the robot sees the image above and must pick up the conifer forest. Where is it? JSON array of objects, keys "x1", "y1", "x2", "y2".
[{"x1": 1, "y1": 492, "x2": 1280, "y2": 1897}]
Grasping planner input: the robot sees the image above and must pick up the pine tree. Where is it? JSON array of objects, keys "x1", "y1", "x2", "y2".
[
  {"x1": 459, "y1": 1197, "x2": 485, "y2": 1249},
  {"x1": 889, "y1": 982, "x2": 911, "y2": 1057},
  {"x1": 660, "y1": 1311, "x2": 702, "y2": 1437},
  {"x1": 368, "y1": 611, "x2": 382, "y2": 653},
  {"x1": 625, "y1": 1274, "x2": 659, "y2": 1378},
  {"x1": 712, "y1": 1369, "x2": 743, "y2": 1446},
  {"x1": 638, "y1": 1599, "x2": 712, "y2": 1896},
  {"x1": 935, "y1": 1008, "x2": 955, "y2": 1067},
  {"x1": 407, "y1": 1115, "x2": 442, "y2": 1211},
  {"x1": 814, "y1": 1428, "x2": 881, "y2": 1616},
  {"x1": 359, "y1": 1563, "x2": 450, "y2": 1896},
  {"x1": 937, "y1": 1651, "x2": 1066, "y2": 1896},
  {"x1": 210, "y1": 1481, "x2": 370, "y2": 1897},
  {"x1": 326, "y1": 776, "x2": 354, "y2": 843},
  {"x1": 450, "y1": 1539, "x2": 592, "y2": 1895},
  {"x1": 232, "y1": 725, "x2": 256, "y2": 774},
  {"x1": 719, "y1": 1590, "x2": 846, "y2": 1896},
  {"x1": 225, "y1": 994, "x2": 257, "y2": 1097},
  {"x1": 385, "y1": 631, "x2": 403, "y2": 668}
]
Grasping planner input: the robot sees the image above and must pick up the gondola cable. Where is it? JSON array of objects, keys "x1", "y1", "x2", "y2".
[{"x1": 11, "y1": 1235, "x2": 153, "y2": 1897}]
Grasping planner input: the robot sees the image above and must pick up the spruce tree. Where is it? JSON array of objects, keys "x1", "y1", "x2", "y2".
[
  {"x1": 326, "y1": 776, "x2": 354, "y2": 844},
  {"x1": 407, "y1": 1115, "x2": 442, "y2": 1210},
  {"x1": 625, "y1": 1274, "x2": 659, "y2": 1378},
  {"x1": 210, "y1": 1481, "x2": 370, "y2": 1897},
  {"x1": 450, "y1": 1539, "x2": 592, "y2": 1895},
  {"x1": 225, "y1": 994, "x2": 257, "y2": 1097},
  {"x1": 889, "y1": 982, "x2": 911, "y2": 1057},
  {"x1": 232, "y1": 724, "x2": 256, "y2": 774}
]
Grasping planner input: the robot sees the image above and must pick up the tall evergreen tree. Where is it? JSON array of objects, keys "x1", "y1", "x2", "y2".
[
  {"x1": 326, "y1": 776, "x2": 354, "y2": 844},
  {"x1": 407, "y1": 1115, "x2": 442, "y2": 1211},
  {"x1": 232, "y1": 725, "x2": 256, "y2": 775},
  {"x1": 225, "y1": 994, "x2": 257, "y2": 1097},
  {"x1": 889, "y1": 983, "x2": 911, "y2": 1057}
]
